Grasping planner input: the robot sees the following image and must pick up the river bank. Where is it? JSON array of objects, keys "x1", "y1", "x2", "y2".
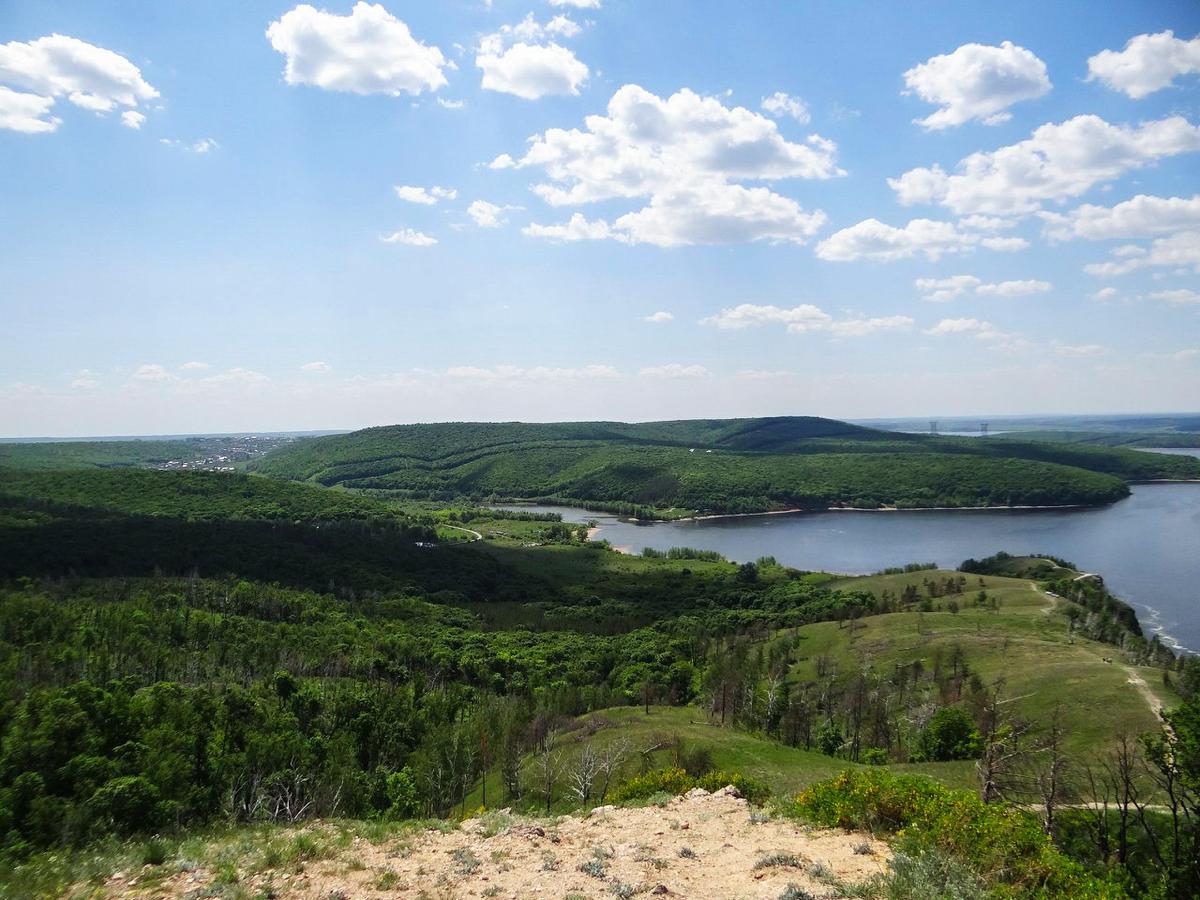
[{"x1": 509, "y1": 483, "x2": 1200, "y2": 654}]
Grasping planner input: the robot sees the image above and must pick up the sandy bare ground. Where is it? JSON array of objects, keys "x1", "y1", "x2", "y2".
[
  {"x1": 95, "y1": 788, "x2": 888, "y2": 899},
  {"x1": 1123, "y1": 666, "x2": 1164, "y2": 718}
]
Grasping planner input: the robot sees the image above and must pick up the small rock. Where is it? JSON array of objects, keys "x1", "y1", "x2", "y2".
[
  {"x1": 589, "y1": 805, "x2": 616, "y2": 817},
  {"x1": 651, "y1": 886, "x2": 670, "y2": 895},
  {"x1": 680, "y1": 822, "x2": 689, "y2": 830},
  {"x1": 715, "y1": 785, "x2": 742, "y2": 799},
  {"x1": 683, "y1": 787, "x2": 710, "y2": 800}
]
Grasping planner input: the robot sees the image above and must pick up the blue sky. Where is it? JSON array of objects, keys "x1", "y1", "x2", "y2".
[{"x1": 1, "y1": 0, "x2": 1198, "y2": 436}]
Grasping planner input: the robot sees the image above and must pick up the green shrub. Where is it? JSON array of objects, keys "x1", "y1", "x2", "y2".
[
  {"x1": 884, "y1": 841, "x2": 987, "y2": 900},
  {"x1": 140, "y1": 837, "x2": 169, "y2": 867},
  {"x1": 789, "y1": 770, "x2": 1123, "y2": 899},
  {"x1": 815, "y1": 722, "x2": 844, "y2": 756},
  {"x1": 913, "y1": 708, "x2": 983, "y2": 762},
  {"x1": 87, "y1": 777, "x2": 162, "y2": 835},
  {"x1": 611, "y1": 767, "x2": 694, "y2": 801},
  {"x1": 609, "y1": 767, "x2": 770, "y2": 805},
  {"x1": 384, "y1": 767, "x2": 419, "y2": 820}
]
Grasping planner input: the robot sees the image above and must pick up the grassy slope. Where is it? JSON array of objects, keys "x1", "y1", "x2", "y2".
[
  {"x1": 818, "y1": 570, "x2": 1172, "y2": 757},
  {"x1": 250, "y1": 417, "x2": 1199, "y2": 514},
  {"x1": 465, "y1": 705, "x2": 874, "y2": 812},
  {"x1": 466, "y1": 568, "x2": 1172, "y2": 811}
]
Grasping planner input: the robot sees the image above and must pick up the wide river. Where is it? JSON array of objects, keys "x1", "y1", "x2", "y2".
[{"x1": 498, "y1": 455, "x2": 1200, "y2": 653}]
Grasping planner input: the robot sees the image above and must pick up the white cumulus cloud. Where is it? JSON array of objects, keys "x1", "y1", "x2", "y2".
[
  {"x1": 925, "y1": 318, "x2": 993, "y2": 336},
  {"x1": 903, "y1": 41, "x2": 1050, "y2": 129},
  {"x1": 477, "y1": 43, "x2": 587, "y2": 100},
  {"x1": 301, "y1": 361, "x2": 332, "y2": 373},
  {"x1": 638, "y1": 363, "x2": 709, "y2": 378},
  {"x1": 976, "y1": 279, "x2": 1052, "y2": 297},
  {"x1": 476, "y1": 14, "x2": 588, "y2": 100},
  {"x1": 1087, "y1": 31, "x2": 1200, "y2": 99},
  {"x1": 443, "y1": 364, "x2": 617, "y2": 382},
  {"x1": 394, "y1": 184, "x2": 457, "y2": 204},
  {"x1": 1085, "y1": 231, "x2": 1200, "y2": 276},
  {"x1": 266, "y1": 2, "x2": 447, "y2": 96},
  {"x1": 1052, "y1": 341, "x2": 1107, "y2": 357},
  {"x1": 890, "y1": 115, "x2": 1200, "y2": 215},
  {"x1": 699, "y1": 303, "x2": 912, "y2": 338},
  {"x1": 0, "y1": 85, "x2": 59, "y2": 133},
  {"x1": 511, "y1": 84, "x2": 838, "y2": 246},
  {"x1": 201, "y1": 367, "x2": 270, "y2": 386},
  {"x1": 522, "y1": 213, "x2": 611, "y2": 241},
  {"x1": 815, "y1": 218, "x2": 1025, "y2": 262},
  {"x1": 700, "y1": 303, "x2": 832, "y2": 332},
  {"x1": 467, "y1": 200, "x2": 516, "y2": 228},
  {"x1": 160, "y1": 137, "x2": 219, "y2": 154},
  {"x1": 915, "y1": 275, "x2": 1050, "y2": 301},
  {"x1": 642, "y1": 311, "x2": 674, "y2": 323},
  {"x1": 1146, "y1": 288, "x2": 1200, "y2": 306},
  {"x1": 380, "y1": 228, "x2": 437, "y2": 246},
  {"x1": 915, "y1": 275, "x2": 982, "y2": 302},
  {"x1": 0, "y1": 34, "x2": 158, "y2": 132},
  {"x1": 70, "y1": 370, "x2": 100, "y2": 390},
  {"x1": 1040, "y1": 194, "x2": 1200, "y2": 242},
  {"x1": 761, "y1": 91, "x2": 810, "y2": 123},
  {"x1": 131, "y1": 363, "x2": 176, "y2": 383}
]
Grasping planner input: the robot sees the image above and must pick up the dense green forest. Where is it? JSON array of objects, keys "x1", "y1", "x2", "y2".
[
  {"x1": 1, "y1": 459, "x2": 1197, "y2": 897},
  {"x1": 249, "y1": 417, "x2": 1198, "y2": 514},
  {"x1": 0, "y1": 439, "x2": 201, "y2": 470}
]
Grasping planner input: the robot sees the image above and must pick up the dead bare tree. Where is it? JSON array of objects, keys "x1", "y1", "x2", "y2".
[
  {"x1": 567, "y1": 744, "x2": 602, "y2": 805},
  {"x1": 976, "y1": 684, "x2": 1037, "y2": 804},
  {"x1": 764, "y1": 669, "x2": 785, "y2": 730},
  {"x1": 1104, "y1": 732, "x2": 1142, "y2": 868},
  {"x1": 595, "y1": 737, "x2": 631, "y2": 802},
  {"x1": 1034, "y1": 704, "x2": 1072, "y2": 836},
  {"x1": 1081, "y1": 762, "x2": 1114, "y2": 865},
  {"x1": 529, "y1": 732, "x2": 564, "y2": 815}
]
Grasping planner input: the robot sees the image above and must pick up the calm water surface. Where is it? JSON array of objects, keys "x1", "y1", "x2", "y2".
[{"x1": 499, "y1": 472, "x2": 1200, "y2": 653}]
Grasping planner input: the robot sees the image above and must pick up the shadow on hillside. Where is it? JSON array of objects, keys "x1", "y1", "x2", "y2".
[{"x1": 0, "y1": 497, "x2": 548, "y2": 603}]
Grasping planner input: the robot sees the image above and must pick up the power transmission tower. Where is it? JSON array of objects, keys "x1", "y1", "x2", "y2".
[
  {"x1": 980, "y1": 422, "x2": 990, "y2": 437},
  {"x1": 929, "y1": 420, "x2": 939, "y2": 435}
]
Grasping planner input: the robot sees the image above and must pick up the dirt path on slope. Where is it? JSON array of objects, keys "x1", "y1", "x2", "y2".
[
  {"x1": 1031, "y1": 581, "x2": 1058, "y2": 616},
  {"x1": 1029, "y1": 581, "x2": 1164, "y2": 721},
  {"x1": 1123, "y1": 666, "x2": 1164, "y2": 718}
]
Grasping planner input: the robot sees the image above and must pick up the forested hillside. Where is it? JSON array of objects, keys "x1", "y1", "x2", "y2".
[
  {"x1": 1, "y1": 466, "x2": 1198, "y2": 897},
  {"x1": 996, "y1": 430, "x2": 1200, "y2": 449},
  {"x1": 250, "y1": 417, "x2": 1198, "y2": 514},
  {"x1": 0, "y1": 440, "x2": 199, "y2": 469}
]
